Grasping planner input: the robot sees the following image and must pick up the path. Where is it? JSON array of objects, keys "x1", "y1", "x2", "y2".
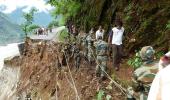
[{"x1": 29, "y1": 26, "x2": 65, "y2": 41}]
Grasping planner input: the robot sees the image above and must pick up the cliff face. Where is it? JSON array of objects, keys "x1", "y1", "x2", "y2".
[{"x1": 73, "y1": 0, "x2": 170, "y2": 52}]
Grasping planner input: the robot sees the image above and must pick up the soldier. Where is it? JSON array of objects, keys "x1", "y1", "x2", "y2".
[
  {"x1": 86, "y1": 31, "x2": 95, "y2": 64},
  {"x1": 71, "y1": 42, "x2": 81, "y2": 71},
  {"x1": 94, "y1": 36, "x2": 109, "y2": 81},
  {"x1": 127, "y1": 46, "x2": 158, "y2": 100},
  {"x1": 81, "y1": 32, "x2": 88, "y2": 60}
]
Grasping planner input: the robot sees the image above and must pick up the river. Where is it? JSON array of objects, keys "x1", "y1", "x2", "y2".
[{"x1": 0, "y1": 43, "x2": 21, "y2": 99}]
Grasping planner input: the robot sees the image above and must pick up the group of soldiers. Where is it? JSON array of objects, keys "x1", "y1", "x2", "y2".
[
  {"x1": 62, "y1": 25, "x2": 170, "y2": 99},
  {"x1": 60, "y1": 27, "x2": 109, "y2": 81}
]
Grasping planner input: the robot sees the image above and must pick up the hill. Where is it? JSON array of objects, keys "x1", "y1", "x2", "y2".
[
  {"x1": 0, "y1": 12, "x2": 24, "y2": 45},
  {"x1": 7, "y1": 8, "x2": 52, "y2": 26}
]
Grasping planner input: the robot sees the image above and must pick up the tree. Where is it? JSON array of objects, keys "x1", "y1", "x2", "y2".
[
  {"x1": 21, "y1": 8, "x2": 38, "y2": 37},
  {"x1": 48, "y1": 0, "x2": 81, "y2": 25},
  {"x1": 48, "y1": 20, "x2": 59, "y2": 29}
]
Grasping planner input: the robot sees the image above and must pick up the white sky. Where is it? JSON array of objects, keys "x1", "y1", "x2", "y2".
[{"x1": 0, "y1": 0, "x2": 53, "y2": 13}]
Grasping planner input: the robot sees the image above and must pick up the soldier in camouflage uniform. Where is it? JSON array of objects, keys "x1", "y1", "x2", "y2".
[
  {"x1": 86, "y1": 31, "x2": 95, "y2": 64},
  {"x1": 94, "y1": 36, "x2": 109, "y2": 80},
  {"x1": 81, "y1": 32, "x2": 88, "y2": 60},
  {"x1": 127, "y1": 46, "x2": 159, "y2": 100},
  {"x1": 72, "y1": 42, "x2": 81, "y2": 71}
]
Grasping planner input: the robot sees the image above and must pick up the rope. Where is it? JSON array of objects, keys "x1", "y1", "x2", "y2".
[
  {"x1": 64, "y1": 73, "x2": 74, "y2": 89},
  {"x1": 89, "y1": 47, "x2": 127, "y2": 95},
  {"x1": 64, "y1": 52, "x2": 81, "y2": 100},
  {"x1": 51, "y1": 39, "x2": 127, "y2": 96}
]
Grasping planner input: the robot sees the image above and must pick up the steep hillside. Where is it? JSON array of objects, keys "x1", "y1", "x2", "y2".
[
  {"x1": 72, "y1": 0, "x2": 170, "y2": 52},
  {"x1": 8, "y1": 40, "x2": 126, "y2": 100},
  {"x1": 0, "y1": 12, "x2": 24, "y2": 45}
]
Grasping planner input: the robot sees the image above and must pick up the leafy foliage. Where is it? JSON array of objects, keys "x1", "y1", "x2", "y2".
[
  {"x1": 21, "y1": 8, "x2": 38, "y2": 37},
  {"x1": 58, "y1": 29, "x2": 69, "y2": 42},
  {"x1": 97, "y1": 90, "x2": 104, "y2": 100},
  {"x1": 106, "y1": 95, "x2": 111, "y2": 100},
  {"x1": 48, "y1": 0, "x2": 81, "y2": 24},
  {"x1": 166, "y1": 20, "x2": 170, "y2": 29},
  {"x1": 127, "y1": 52, "x2": 142, "y2": 69},
  {"x1": 155, "y1": 51, "x2": 164, "y2": 59},
  {"x1": 27, "y1": 24, "x2": 40, "y2": 34},
  {"x1": 48, "y1": 20, "x2": 59, "y2": 28}
]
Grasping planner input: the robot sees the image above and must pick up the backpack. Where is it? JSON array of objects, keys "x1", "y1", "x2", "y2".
[{"x1": 96, "y1": 41, "x2": 108, "y2": 56}]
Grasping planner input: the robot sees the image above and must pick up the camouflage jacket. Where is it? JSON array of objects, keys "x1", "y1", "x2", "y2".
[
  {"x1": 94, "y1": 40, "x2": 108, "y2": 56},
  {"x1": 132, "y1": 61, "x2": 159, "y2": 93}
]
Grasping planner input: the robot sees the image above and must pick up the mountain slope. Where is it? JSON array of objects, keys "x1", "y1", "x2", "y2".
[
  {"x1": 0, "y1": 12, "x2": 24, "y2": 45},
  {"x1": 7, "y1": 8, "x2": 52, "y2": 26}
]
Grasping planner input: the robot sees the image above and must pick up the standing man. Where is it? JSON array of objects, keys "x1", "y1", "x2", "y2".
[
  {"x1": 86, "y1": 31, "x2": 95, "y2": 64},
  {"x1": 95, "y1": 36, "x2": 109, "y2": 81},
  {"x1": 96, "y1": 26, "x2": 105, "y2": 40},
  {"x1": 81, "y1": 32, "x2": 88, "y2": 60},
  {"x1": 72, "y1": 42, "x2": 81, "y2": 71},
  {"x1": 111, "y1": 20, "x2": 124, "y2": 71}
]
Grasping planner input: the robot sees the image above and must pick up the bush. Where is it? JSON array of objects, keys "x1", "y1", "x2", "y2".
[
  {"x1": 127, "y1": 52, "x2": 142, "y2": 69},
  {"x1": 155, "y1": 51, "x2": 164, "y2": 59}
]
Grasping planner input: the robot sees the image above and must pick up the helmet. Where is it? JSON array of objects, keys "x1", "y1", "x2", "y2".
[{"x1": 140, "y1": 46, "x2": 155, "y2": 61}]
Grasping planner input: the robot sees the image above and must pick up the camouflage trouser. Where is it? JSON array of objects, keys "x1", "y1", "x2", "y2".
[
  {"x1": 88, "y1": 49, "x2": 93, "y2": 63},
  {"x1": 74, "y1": 55, "x2": 81, "y2": 69},
  {"x1": 83, "y1": 47, "x2": 88, "y2": 58},
  {"x1": 96, "y1": 56, "x2": 108, "y2": 77}
]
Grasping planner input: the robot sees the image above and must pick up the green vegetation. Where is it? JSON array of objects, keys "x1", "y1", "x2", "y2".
[
  {"x1": 166, "y1": 20, "x2": 170, "y2": 29},
  {"x1": 0, "y1": 12, "x2": 24, "y2": 45},
  {"x1": 155, "y1": 51, "x2": 164, "y2": 59},
  {"x1": 21, "y1": 8, "x2": 38, "y2": 37},
  {"x1": 58, "y1": 29, "x2": 76, "y2": 43},
  {"x1": 97, "y1": 90, "x2": 104, "y2": 100},
  {"x1": 48, "y1": 20, "x2": 59, "y2": 29},
  {"x1": 127, "y1": 52, "x2": 142, "y2": 69},
  {"x1": 48, "y1": 0, "x2": 81, "y2": 25},
  {"x1": 58, "y1": 29, "x2": 69, "y2": 42},
  {"x1": 27, "y1": 24, "x2": 40, "y2": 34}
]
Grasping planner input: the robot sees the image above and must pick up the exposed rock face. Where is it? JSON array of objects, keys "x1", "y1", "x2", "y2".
[{"x1": 73, "y1": 0, "x2": 170, "y2": 52}]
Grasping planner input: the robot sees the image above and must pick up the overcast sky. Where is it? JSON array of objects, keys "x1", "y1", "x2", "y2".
[{"x1": 0, "y1": 0, "x2": 53, "y2": 13}]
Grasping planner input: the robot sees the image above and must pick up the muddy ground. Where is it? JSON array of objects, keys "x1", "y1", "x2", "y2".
[{"x1": 13, "y1": 41, "x2": 133, "y2": 100}]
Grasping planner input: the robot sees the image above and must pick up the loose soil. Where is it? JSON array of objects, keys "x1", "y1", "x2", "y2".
[{"x1": 14, "y1": 41, "x2": 133, "y2": 100}]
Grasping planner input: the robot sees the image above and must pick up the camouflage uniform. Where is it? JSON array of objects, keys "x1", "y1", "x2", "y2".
[
  {"x1": 81, "y1": 34, "x2": 88, "y2": 59},
  {"x1": 128, "y1": 46, "x2": 158, "y2": 100},
  {"x1": 86, "y1": 33, "x2": 95, "y2": 63},
  {"x1": 72, "y1": 43, "x2": 81, "y2": 70},
  {"x1": 95, "y1": 39, "x2": 109, "y2": 78}
]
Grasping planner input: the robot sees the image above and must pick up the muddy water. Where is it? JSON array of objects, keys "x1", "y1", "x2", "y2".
[
  {"x1": 0, "y1": 67, "x2": 20, "y2": 99},
  {"x1": 0, "y1": 43, "x2": 20, "y2": 100}
]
